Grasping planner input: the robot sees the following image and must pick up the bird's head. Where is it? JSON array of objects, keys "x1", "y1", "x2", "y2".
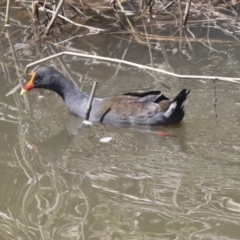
[{"x1": 20, "y1": 66, "x2": 62, "y2": 95}]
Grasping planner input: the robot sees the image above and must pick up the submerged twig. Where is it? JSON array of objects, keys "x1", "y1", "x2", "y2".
[
  {"x1": 24, "y1": 51, "x2": 240, "y2": 83},
  {"x1": 213, "y1": 79, "x2": 218, "y2": 119},
  {"x1": 113, "y1": 36, "x2": 133, "y2": 76},
  {"x1": 5, "y1": 28, "x2": 30, "y2": 111},
  {"x1": 142, "y1": 19, "x2": 171, "y2": 89}
]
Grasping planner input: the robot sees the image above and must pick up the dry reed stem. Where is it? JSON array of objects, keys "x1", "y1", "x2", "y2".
[
  {"x1": 38, "y1": 7, "x2": 105, "y2": 32},
  {"x1": 85, "y1": 81, "x2": 98, "y2": 121},
  {"x1": 183, "y1": 0, "x2": 192, "y2": 26},
  {"x1": 178, "y1": 0, "x2": 183, "y2": 27},
  {"x1": 44, "y1": 0, "x2": 65, "y2": 35},
  {"x1": 4, "y1": 0, "x2": 10, "y2": 26},
  {"x1": 24, "y1": 51, "x2": 240, "y2": 83},
  {"x1": 116, "y1": 0, "x2": 135, "y2": 32}
]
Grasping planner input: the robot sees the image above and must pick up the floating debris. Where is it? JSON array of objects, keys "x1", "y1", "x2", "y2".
[
  {"x1": 82, "y1": 120, "x2": 93, "y2": 125},
  {"x1": 100, "y1": 137, "x2": 112, "y2": 143}
]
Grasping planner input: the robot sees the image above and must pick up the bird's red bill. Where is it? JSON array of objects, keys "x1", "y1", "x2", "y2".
[{"x1": 23, "y1": 72, "x2": 36, "y2": 91}]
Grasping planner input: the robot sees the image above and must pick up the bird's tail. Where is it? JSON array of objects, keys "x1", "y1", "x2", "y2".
[
  {"x1": 172, "y1": 89, "x2": 190, "y2": 108},
  {"x1": 164, "y1": 89, "x2": 190, "y2": 118}
]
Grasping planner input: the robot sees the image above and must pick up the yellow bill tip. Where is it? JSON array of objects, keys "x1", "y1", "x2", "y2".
[{"x1": 20, "y1": 89, "x2": 28, "y2": 95}]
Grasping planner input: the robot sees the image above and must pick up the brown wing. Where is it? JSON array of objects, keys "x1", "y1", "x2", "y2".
[
  {"x1": 95, "y1": 95, "x2": 169, "y2": 124},
  {"x1": 122, "y1": 90, "x2": 169, "y2": 103},
  {"x1": 159, "y1": 100, "x2": 171, "y2": 112}
]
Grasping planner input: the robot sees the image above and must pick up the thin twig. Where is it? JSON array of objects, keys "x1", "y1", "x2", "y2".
[
  {"x1": 178, "y1": 0, "x2": 183, "y2": 27},
  {"x1": 85, "y1": 81, "x2": 98, "y2": 121},
  {"x1": 116, "y1": 0, "x2": 135, "y2": 33},
  {"x1": 65, "y1": 0, "x2": 88, "y2": 19},
  {"x1": 183, "y1": 0, "x2": 192, "y2": 26},
  {"x1": 213, "y1": 79, "x2": 218, "y2": 119},
  {"x1": 5, "y1": 28, "x2": 30, "y2": 111},
  {"x1": 24, "y1": 51, "x2": 240, "y2": 83},
  {"x1": 164, "y1": 1, "x2": 175, "y2": 11},
  {"x1": 114, "y1": 36, "x2": 133, "y2": 76},
  {"x1": 38, "y1": 7, "x2": 105, "y2": 32},
  {"x1": 4, "y1": 0, "x2": 11, "y2": 26},
  {"x1": 32, "y1": 1, "x2": 39, "y2": 21},
  {"x1": 148, "y1": 0, "x2": 155, "y2": 14},
  {"x1": 149, "y1": 25, "x2": 174, "y2": 89},
  {"x1": 44, "y1": 0, "x2": 64, "y2": 35},
  {"x1": 110, "y1": 0, "x2": 117, "y2": 11},
  {"x1": 140, "y1": 0, "x2": 144, "y2": 10}
]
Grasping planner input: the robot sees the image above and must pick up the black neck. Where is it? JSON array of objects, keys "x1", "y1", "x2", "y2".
[{"x1": 36, "y1": 69, "x2": 91, "y2": 118}]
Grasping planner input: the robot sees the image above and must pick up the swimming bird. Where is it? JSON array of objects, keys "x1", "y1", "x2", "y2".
[{"x1": 20, "y1": 66, "x2": 190, "y2": 126}]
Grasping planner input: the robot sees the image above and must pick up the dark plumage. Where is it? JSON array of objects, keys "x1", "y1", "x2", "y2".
[{"x1": 21, "y1": 66, "x2": 190, "y2": 126}]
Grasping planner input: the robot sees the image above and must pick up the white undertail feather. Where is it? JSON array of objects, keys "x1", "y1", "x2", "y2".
[
  {"x1": 181, "y1": 99, "x2": 188, "y2": 108},
  {"x1": 164, "y1": 102, "x2": 177, "y2": 118}
]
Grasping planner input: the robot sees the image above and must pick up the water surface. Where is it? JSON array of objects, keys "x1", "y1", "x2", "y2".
[{"x1": 1, "y1": 3, "x2": 240, "y2": 239}]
